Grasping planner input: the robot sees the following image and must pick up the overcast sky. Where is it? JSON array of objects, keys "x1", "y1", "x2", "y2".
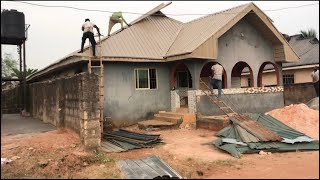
[{"x1": 1, "y1": 1, "x2": 319, "y2": 70}]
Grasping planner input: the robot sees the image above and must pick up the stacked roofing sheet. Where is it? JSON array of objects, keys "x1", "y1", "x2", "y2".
[
  {"x1": 211, "y1": 113, "x2": 319, "y2": 158},
  {"x1": 116, "y1": 155, "x2": 182, "y2": 179},
  {"x1": 101, "y1": 129, "x2": 162, "y2": 153}
]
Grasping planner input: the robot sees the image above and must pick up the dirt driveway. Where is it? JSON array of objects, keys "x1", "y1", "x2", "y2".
[{"x1": 1, "y1": 126, "x2": 319, "y2": 179}]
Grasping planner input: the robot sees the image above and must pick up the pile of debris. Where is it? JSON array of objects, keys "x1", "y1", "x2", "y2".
[
  {"x1": 100, "y1": 129, "x2": 162, "y2": 152},
  {"x1": 266, "y1": 103, "x2": 319, "y2": 139},
  {"x1": 210, "y1": 113, "x2": 319, "y2": 158}
]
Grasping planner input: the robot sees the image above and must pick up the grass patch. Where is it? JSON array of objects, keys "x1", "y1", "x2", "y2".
[{"x1": 94, "y1": 152, "x2": 114, "y2": 163}]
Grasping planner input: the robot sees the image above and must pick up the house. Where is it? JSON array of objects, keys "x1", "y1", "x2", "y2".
[
  {"x1": 27, "y1": 2, "x2": 299, "y2": 127},
  {"x1": 241, "y1": 34, "x2": 319, "y2": 104}
]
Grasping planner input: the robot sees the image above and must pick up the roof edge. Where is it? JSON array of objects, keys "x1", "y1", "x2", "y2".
[{"x1": 130, "y1": 2, "x2": 172, "y2": 25}]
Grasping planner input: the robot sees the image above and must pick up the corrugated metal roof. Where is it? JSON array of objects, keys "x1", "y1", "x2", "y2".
[
  {"x1": 230, "y1": 115, "x2": 283, "y2": 142},
  {"x1": 213, "y1": 113, "x2": 319, "y2": 158},
  {"x1": 83, "y1": 15, "x2": 182, "y2": 60},
  {"x1": 165, "y1": 3, "x2": 251, "y2": 57},
  {"x1": 28, "y1": 2, "x2": 299, "y2": 81},
  {"x1": 283, "y1": 35, "x2": 319, "y2": 67},
  {"x1": 116, "y1": 155, "x2": 182, "y2": 179}
]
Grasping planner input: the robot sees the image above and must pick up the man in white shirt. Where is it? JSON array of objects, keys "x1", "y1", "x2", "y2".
[
  {"x1": 311, "y1": 66, "x2": 319, "y2": 97},
  {"x1": 78, "y1": 18, "x2": 101, "y2": 57},
  {"x1": 210, "y1": 62, "x2": 223, "y2": 99}
]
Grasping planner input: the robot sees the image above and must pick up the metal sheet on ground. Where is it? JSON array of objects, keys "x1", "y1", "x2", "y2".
[{"x1": 116, "y1": 155, "x2": 181, "y2": 179}]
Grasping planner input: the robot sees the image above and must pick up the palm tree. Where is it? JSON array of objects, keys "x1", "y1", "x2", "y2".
[
  {"x1": 10, "y1": 68, "x2": 38, "y2": 78},
  {"x1": 300, "y1": 29, "x2": 317, "y2": 39}
]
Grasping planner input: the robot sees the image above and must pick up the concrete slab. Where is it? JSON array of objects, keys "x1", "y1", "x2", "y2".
[
  {"x1": 196, "y1": 115, "x2": 231, "y2": 131},
  {"x1": 1, "y1": 114, "x2": 56, "y2": 136}
]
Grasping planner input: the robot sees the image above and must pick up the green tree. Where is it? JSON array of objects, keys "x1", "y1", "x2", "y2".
[
  {"x1": 1, "y1": 53, "x2": 18, "y2": 78},
  {"x1": 300, "y1": 28, "x2": 317, "y2": 38},
  {"x1": 1, "y1": 53, "x2": 38, "y2": 78},
  {"x1": 10, "y1": 67, "x2": 38, "y2": 78}
]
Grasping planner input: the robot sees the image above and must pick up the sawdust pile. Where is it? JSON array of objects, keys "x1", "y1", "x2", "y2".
[{"x1": 266, "y1": 104, "x2": 319, "y2": 140}]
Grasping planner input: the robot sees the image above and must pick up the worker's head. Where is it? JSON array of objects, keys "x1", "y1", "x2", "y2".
[
  {"x1": 314, "y1": 66, "x2": 319, "y2": 71},
  {"x1": 85, "y1": 18, "x2": 90, "y2": 22}
]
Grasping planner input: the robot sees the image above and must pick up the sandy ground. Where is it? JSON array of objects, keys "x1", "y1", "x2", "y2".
[{"x1": 1, "y1": 127, "x2": 319, "y2": 179}]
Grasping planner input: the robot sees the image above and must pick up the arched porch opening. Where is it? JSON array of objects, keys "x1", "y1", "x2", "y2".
[
  {"x1": 257, "y1": 62, "x2": 280, "y2": 87},
  {"x1": 200, "y1": 62, "x2": 227, "y2": 90},
  {"x1": 232, "y1": 61, "x2": 254, "y2": 88},
  {"x1": 170, "y1": 62, "x2": 192, "y2": 107}
]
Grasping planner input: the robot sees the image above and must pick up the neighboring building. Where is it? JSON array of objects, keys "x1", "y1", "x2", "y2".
[
  {"x1": 241, "y1": 34, "x2": 319, "y2": 87},
  {"x1": 27, "y1": 2, "x2": 299, "y2": 126},
  {"x1": 241, "y1": 34, "x2": 319, "y2": 105}
]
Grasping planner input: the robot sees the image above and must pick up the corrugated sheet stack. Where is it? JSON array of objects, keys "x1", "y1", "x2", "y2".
[
  {"x1": 101, "y1": 129, "x2": 162, "y2": 152},
  {"x1": 210, "y1": 113, "x2": 319, "y2": 158}
]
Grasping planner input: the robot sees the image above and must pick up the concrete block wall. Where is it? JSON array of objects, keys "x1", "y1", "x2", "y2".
[
  {"x1": 1, "y1": 86, "x2": 23, "y2": 113},
  {"x1": 29, "y1": 72, "x2": 101, "y2": 149},
  {"x1": 283, "y1": 82, "x2": 318, "y2": 105}
]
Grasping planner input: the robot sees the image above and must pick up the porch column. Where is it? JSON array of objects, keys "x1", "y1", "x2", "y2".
[
  {"x1": 276, "y1": 62, "x2": 283, "y2": 86},
  {"x1": 171, "y1": 90, "x2": 180, "y2": 112},
  {"x1": 185, "y1": 60, "x2": 202, "y2": 90},
  {"x1": 188, "y1": 90, "x2": 197, "y2": 113}
]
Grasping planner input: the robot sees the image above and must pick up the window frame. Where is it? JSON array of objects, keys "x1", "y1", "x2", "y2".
[
  {"x1": 134, "y1": 68, "x2": 158, "y2": 90},
  {"x1": 283, "y1": 74, "x2": 295, "y2": 85}
]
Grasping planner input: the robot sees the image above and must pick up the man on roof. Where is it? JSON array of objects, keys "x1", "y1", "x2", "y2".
[
  {"x1": 78, "y1": 18, "x2": 101, "y2": 57},
  {"x1": 107, "y1": 11, "x2": 131, "y2": 37}
]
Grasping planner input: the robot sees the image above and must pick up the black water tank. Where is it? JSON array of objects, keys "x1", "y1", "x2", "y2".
[{"x1": 1, "y1": 9, "x2": 26, "y2": 45}]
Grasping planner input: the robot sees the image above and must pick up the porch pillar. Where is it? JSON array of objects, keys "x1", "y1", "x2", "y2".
[
  {"x1": 276, "y1": 62, "x2": 283, "y2": 86},
  {"x1": 188, "y1": 90, "x2": 197, "y2": 113},
  {"x1": 171, "y1": 90, "x2": 180, "y2": 112},
  {"x1": 185, "y1": 60, "x2": 202, "y2": 90}
]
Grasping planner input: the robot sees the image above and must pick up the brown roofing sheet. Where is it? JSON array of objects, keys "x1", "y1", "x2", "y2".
[
  {"x1": 83, "y1": 15, "x2": 183, "y2": 60},
  {"x1": 230, "y1": 115, "x2": 282, "y2": 142},
  {"x1": 165, "y1": 3, "x2": 251, "y2": 57}
]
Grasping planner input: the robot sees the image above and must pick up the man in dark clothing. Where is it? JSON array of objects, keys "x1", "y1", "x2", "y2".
[{"x1": 78, "y1": 18, "x2": 101, "y2": 56}]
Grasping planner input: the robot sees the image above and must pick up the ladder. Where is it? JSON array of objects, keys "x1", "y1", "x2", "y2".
[
  {"x1": 88, "y1": 34, "x2": 104, "y2": 136},
  {"x1": 199, "y1": 78, "x2": 237, "y2": 117}
]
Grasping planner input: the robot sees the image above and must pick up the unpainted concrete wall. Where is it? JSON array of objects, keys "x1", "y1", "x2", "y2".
[
  {"x1": 283, "y1": 82, "x2": 317, "y2": 105},
  {"x1": 29, "y1": 72, "x2": 101, "y2": 149},
  {"x1": 216, "y1": 18, "x2": 282, "y2": 88},
  {"x1": 1, "y1": 86, "x2": 23, "y2": 113}
]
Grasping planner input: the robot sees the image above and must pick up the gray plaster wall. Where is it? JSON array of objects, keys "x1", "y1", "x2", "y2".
[
  {"x1": 197, "y1": 92, "x2": 284, "y2": 116},
  {"x1": 92, "y1": 62, "x2": 171, "y2": 127},
  {"x1": 216, "y1": 18, "x2": 281, "y2": 88}
]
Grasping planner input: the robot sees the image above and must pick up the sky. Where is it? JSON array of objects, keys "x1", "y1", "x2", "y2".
[{"x1": 1, "y1": 1, "x2": 319, "y2": 70}]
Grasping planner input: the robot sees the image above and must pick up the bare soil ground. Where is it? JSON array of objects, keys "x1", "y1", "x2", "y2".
[{"x1": 1, "y1": 128, "x2": 319, "y2": 179}]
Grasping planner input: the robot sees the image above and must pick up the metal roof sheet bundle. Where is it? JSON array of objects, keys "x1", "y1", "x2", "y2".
[
  {"x1": 210, "y1": 113, "x2": 319, "y2": 158},
  {"x1": 101, "y1": 129, "x2": 162, "y2": 153}
]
